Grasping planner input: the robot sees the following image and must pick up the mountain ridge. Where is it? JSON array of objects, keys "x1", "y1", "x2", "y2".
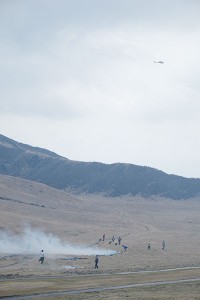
[{"x1": 1, "y1": 134, "x2": 200, "y2": 199}]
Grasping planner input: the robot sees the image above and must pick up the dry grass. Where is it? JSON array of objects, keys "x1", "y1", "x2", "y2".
[
  {"x1": 1, "y1": 269, "x2": 200, "y2": 298},
  {"x1": 1, "y1": 174, "x2": 200, "y2": 298},
  {"x1": 52, "y1": 282, "x2": 200, "y2": 300}
]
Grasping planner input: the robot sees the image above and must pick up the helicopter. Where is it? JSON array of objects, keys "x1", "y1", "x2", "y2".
[{"x1": 154, "y1": 61, "x2": 164, "y2": 64}]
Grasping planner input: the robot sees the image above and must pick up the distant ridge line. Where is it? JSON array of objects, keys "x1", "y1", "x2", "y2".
[{"x1": 0, "y1": 134, "x2": 200, "y2": 199}]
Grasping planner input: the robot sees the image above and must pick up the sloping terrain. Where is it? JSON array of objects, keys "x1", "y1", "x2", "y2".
[
  {"x1": 1, "y1": 134, "x2": 200, "y2": 199},
  {"x1": 0, "y1": 174, "x2": 101, "y2": 243},
  {"x1": 1, "y1": 174, "x2": 200, "y2": 277}
]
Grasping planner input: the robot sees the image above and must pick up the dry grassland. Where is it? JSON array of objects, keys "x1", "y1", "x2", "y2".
[{"x1": 1, "y1": 175, "x2": 200, "y2": 299}]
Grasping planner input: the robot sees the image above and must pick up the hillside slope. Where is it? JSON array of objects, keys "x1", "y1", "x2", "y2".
[{"x1": 1, "y1": 134, "x2": 200, "y2": 199}]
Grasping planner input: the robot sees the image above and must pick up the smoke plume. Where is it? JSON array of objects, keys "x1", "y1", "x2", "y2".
[{"x1": 0, "y1": 227, "x2": 116, "y2": 256}]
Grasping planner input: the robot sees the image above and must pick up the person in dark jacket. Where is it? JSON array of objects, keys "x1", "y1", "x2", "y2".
[
  {"x1": 95, "y1": 255, "x2": 99, "y2": 269},
  {"x1": 162, "y1": 240, "x2": 166, "y2": 250}
]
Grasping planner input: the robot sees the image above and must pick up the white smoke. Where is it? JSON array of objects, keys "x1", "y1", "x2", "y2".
[{"x1": 0, "y1": 227, "x2": 117, "y2": 256}]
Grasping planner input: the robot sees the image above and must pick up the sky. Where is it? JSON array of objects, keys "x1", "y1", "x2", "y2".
[{"x1": 1, "y1": 0, "x2": 200, "y2": 178}]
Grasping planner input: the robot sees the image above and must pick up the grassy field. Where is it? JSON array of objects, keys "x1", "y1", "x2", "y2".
[
  {"x1": 50, "y1": 282, "x2": 200, "y2": 300},
  {"x1": 1, "y1": 175, "x2": 200, "y2": 299},
  {"x1": 1, "y1": 268, "x2": 200, "y2": 299}
]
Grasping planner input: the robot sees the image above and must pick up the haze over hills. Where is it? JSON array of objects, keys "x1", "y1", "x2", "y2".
[{"x1": 1, "y1": 134, "x2": 200, "y2": 199}]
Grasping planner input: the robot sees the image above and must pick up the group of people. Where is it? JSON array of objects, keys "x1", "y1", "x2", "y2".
[
  {"x1": 147, "y1": 240, "x2": 166, "y2": 250},
  {"x1": 102, "y1": 234, "x2": 123, "y2": 246},
  {"x1": 38, "y1": 250, "x2": 100, "y2": 269},
  {"x1": 111, "y1": 235, "x2": 123, "y2": 245},
  {"x1": 92, "y1": 234, "x2": 128, "y2": 270},
  {"x1": 38, "y1": 249, "x2": 100, "y2": 269},
  {"x1": 38, "y1": 238, "x2": 166, "y2": 270},
  {"x1": 95, "y1": 239, "x2": 166, "y2": 269}
]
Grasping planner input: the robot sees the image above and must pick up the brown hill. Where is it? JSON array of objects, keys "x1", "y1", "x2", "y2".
[{"x1": 1, "y1": 134, "x2": 200, "y2": 199}]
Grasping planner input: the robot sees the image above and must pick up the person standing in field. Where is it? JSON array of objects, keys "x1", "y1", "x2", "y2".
[
  {"x1": 162, "y1": 240, "x2": 166, "y2": 250},
  {"x1": 95, "y1": 255, "x2": 99, "y2": 269},
  {"x1": 39, "y1": 250, "x2": 44, "y2": 264},
  {"x1": 122, "y1": 245, "x2": 128, "y2": 251}
]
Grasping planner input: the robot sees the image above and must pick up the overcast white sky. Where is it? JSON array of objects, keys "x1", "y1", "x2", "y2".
[{"x1": 1, "y1": 0, "x2": 200, "y2": 178}]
